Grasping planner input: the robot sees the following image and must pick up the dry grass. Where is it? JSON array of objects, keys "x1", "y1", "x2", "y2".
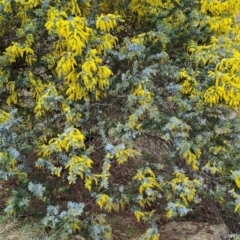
[
  {"x1": 0, "y1": 216, "x2": 47, "y2": 240},
  {"x1": 0, "y1": 213, "x2": 147, "y2": 240}
]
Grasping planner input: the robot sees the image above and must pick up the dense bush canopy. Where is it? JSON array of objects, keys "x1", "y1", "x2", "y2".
[{"x1": 1, "y1": 0, "x2": 240, "y2": 239}]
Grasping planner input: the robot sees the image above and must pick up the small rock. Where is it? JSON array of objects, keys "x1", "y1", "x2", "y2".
[{"x1": 159, "y1": 221, "x2": 229, "y2": 240}]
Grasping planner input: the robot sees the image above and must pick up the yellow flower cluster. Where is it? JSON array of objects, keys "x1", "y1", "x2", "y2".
[
  {"x1": 40, "y1": 128, "x2": 85, "y2": 157},
  {"x1": 96, "y1": 194, "x2": 109, "y2": 210},
  {"x1": 129, "y1": 0, "x2": 178, "y2": 20},
  {"x1": 96, "y1": 14, "x2": 122, "y2": 32},
  {"x1": 201, "y1": 0, "x2": 240, "y2": 17},
  {"x1": 115, "y1": 148, "x2": 139, "y2": 165},
  {"x1": 65, "y1": 155, "x2": 93, "y2": 183},
  {"x1": 4, "y1": 43, "x2": 35, "y2": 65},
  {"x1": 204, "y1": 160, "x2": 223, "y2": 175},
  {"x1": 182, "y1": 149, "x2": 200, "y2": 171},
  {"x1": 195, "y1": 0, "x2": 240, "y2": 107},
  {"x1": 14, "y1": 0, "x2": 41, "y2": 9},
  {"x1": 6, "y1": 81, "x2": 17, "y2": 106},
  {"x1": 44, "y1": 8, "x2": 116, "y2": 102},
  {"x1": 133, "y1": 167, "x2": 161, "y2": 207},
  {"x1": 133, "y1": 84, "x2": 152, "y2": 104},
  {"x1": 96, "y1": 193, "x2": 127, "y2": 212},
  {"x1": 0, "y1": 110, "x2": 10, "y2": 123},
  {"x1": 204, "y1": 68, "x2": 240, "y2": 108},
  {"x1": 170, "y1": 171, "x2": 200, "y2": 207},
  {"x1": 229, "y1": 188, "x2": 240, "y2": 212},
  {"x1": 134, "y1": 210, "x2": 156, "y2": 223},
  {"x1": 180, "y1": 69, "x2": 198, "y2": 95}
]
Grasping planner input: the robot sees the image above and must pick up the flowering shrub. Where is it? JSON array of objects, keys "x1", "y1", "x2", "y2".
[{"x1": 1, "y1": 0, "x2": 240, "y2": 239}]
